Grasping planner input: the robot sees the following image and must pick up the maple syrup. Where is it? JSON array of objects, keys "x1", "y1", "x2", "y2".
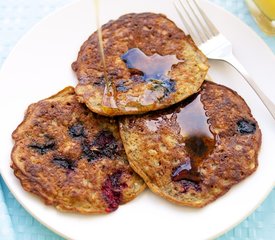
[
  {"x1": 121, "y1": 48, "x2": 183, "y2": 82},
  {"x1": 144, "y1": 93, "x2": 215, "y2": 183},
  {"x1": 172, "y1": 93, "x2": 215, "y2": 182},
  {"x1": 121, "y1": 48, "x2": 183, "y2": 108}
]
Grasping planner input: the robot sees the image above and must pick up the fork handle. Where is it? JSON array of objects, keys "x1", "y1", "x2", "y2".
[{"x1": 223, "y1": 54, "x2": 275, "y2": 120}]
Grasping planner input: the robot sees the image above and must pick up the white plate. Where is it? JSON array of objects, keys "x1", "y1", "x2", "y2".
[{"x1": 0, "y1": 0, "x2": 275, "y2": 239}]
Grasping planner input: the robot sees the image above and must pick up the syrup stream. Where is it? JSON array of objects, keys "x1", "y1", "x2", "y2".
[{"x1": 94, "y1": 0, "x2": 117, "y2": 108}]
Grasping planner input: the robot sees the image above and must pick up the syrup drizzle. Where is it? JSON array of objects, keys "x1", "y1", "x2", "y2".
[
  {"x1": 121, "y1": 48, "x2": 183, "y2": 82},
  {"x1": 121, "y1": 48, "x2": 183, "y2": 108},
  {"x1": 177, "y1": 94, "x2": 213, "y2": 138},
  {"x1": 94, "y1": 0, "x2": 117, "y2": 108},
  {"x1": 172, "y1": 93, "x2": 215, "y2": 182},
  {"x1": 145, "y1": 93, "x2": 215, "y2": 183}
]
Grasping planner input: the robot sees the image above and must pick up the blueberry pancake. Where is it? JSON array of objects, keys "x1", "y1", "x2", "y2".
[
  {"x1": 11, "y1": 87, "x2": 145, "y2": 214},
  {"x1": 119, "y1": 81, "x2": 261, "y2": 207},
  {"x1": 72, "y1": 12, "x2": 208, "y2": 116}
]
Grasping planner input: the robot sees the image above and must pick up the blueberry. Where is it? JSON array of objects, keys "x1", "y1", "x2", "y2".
[
  {"x1": 110, "y1": 170, "x2": 123, "y2": 189},
  {"x1": 68, "y1": 123, "x2": 85, "y2": 138},
  {"x1": 82, "y1": 140, "x2": 101, "y2": 161},
  {"x1": 181, "y1": 180, "x2": 201, "y2": 193},
  {"x1": 237, "y1": 119, "x2": 256, "y2": 134},
  {"x1": 93, "y1": 130, "x2": 117, "y2": 147},
  {"x1": 28, "y1": 137, "x2": 55, "y2": 155},
  {"x1": 82, "y1": 130, "x2": 118, "y2": 162},
  {"x1": 52, "y1": 157, "x2": 76, "y2": 170}
]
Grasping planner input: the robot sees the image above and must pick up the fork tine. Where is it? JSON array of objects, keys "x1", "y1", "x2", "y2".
[
  {"x1": 192, "y1": 0, "x2": 219, "y2": 36},
  {"x1": 178, "y1": 0, "x2": 208, "y2": 43},
  {"x1": 186, "y1": 0, "x2": 211, "y2": 39},
  {"x1": 174, "y1": 0, "x2": 202, "y2": 45}
]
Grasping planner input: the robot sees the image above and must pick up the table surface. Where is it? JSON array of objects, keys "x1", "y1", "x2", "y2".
[{"x1": 0, "y1": 0, "x2": 274, "y2": 239}]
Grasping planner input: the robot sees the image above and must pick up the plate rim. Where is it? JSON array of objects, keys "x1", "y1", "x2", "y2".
[{"x1": 0, "y1": 0, "x2": 274, "y2": 239}]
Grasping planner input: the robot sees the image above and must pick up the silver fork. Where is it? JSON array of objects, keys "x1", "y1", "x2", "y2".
[{"x1": 174, "y1": 0, "x2": 275, "y2": 120}]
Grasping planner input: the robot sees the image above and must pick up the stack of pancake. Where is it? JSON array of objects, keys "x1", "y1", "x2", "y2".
[{"x1": 11, "y1": 13, "x2": 261, "y2": 214}]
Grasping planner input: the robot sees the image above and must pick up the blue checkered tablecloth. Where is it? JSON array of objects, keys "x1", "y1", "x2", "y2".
[{"x1": 0, "y1": 0, "x2": 274, "y2": 239}]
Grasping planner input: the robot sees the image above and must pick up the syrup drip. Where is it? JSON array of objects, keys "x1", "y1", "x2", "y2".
[
  {"x1": 94, "y1": 0, "x2": 117, "y2": 108},
  {"x1": 145, "y1": 93, "x2": 215, "y2": 183},
  {"x1": 177, "y1": 94, "x2": 213, "y2": 138},
  {"x1": 172, "y1": 93, "x2": 215, "y2": 182}
]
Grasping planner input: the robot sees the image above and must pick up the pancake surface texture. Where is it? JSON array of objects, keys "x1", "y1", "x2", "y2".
[
  {"x1": 11, "y1": 87, "x2": 145, "y2": 214},
  {"x1": 72, "y1": 12, "x2": 208, "y2": 116},
  {"x1": 119, "y1": 81, "x2": 261, "y2": 207}
]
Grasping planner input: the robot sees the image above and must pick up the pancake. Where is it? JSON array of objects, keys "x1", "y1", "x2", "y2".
[
  {"x1": 119, "y1": 81, "x2": 261, "y2": 207},
  {"x1": 11, "y1": 87, "x2": 145, "y2": 214},
  {"x1": 72, "y1": 12, "x2": 208, "y2": 116}
]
